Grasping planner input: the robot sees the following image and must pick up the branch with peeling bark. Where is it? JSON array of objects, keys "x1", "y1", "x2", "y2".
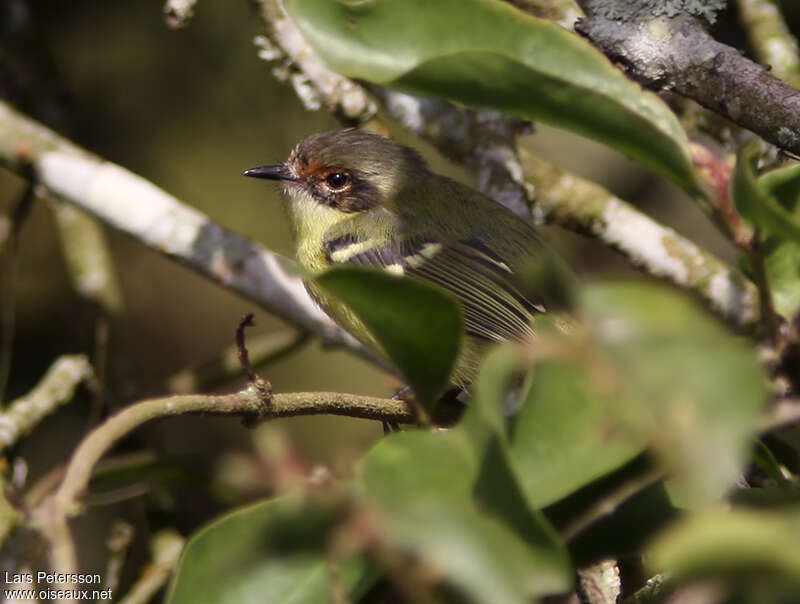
[{"x1": 575, "y1": 5, "x2": 800, "y2": 156}]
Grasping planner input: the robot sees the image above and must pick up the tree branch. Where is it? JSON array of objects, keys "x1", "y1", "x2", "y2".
[
  {"x1": 0, "y1": 354, "x2": 93, "y2": 450},
  {"x1": 522, "y1": 150, "x2": 760, "y2": 326},
  {"x1": 575, "y1": 9, "x2": 800, "y2": 156},
  {"x1": 32, "y1": 383, "x2": 408, "y2": 591}
]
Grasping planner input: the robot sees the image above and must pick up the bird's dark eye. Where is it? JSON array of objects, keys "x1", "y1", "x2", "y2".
[{"x1": 324, "y1": 172, "x2": 350, "y2": 191}]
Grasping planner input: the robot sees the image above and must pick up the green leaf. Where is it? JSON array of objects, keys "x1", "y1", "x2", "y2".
[
  {"x1": 648, "y1": 508, "x2": 800, "y2": 586},
  {"x1": 510, "y1": 361, "x2": 645, "y2": 508},
  {"x1": 762, "y1": 238, "x2": 800, "y2": 319},
  {"x1": 166, "y1": 495, "x2": 374, "y2": 604},
  {"x1": 314, "y1": 266, "x2": 461, "y2": 408},
  {"x1": 379, "y1": 499, "x2": 566, "y2": 603},
  {"x1": 582, "y1": 281, "x2": 768, "y2": 506},
  {"x1": 734, "y1": 142, "x2": 800, "y2": 242},
  {"x1": 359, "y1": 429, "x2": 476, "y2": 507},
  {"x1": 753, "y1": 161, "x2": 800, "y2": 319},
  {"x1": 359, "y1": 429, "x2": 572, "y2": 600},
  {"x1": 759, "y1": 161, "x2": 800, "y2": 215},
  {"x1": 285, "y1": 0, "x2": 698, "y2": 191}
]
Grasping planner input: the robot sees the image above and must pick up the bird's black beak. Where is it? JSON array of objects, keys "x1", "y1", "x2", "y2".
[{"x1": 242, "y1": 163, "x2": 295, "y2": 181}]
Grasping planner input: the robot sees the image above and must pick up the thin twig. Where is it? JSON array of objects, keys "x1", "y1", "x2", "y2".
[
  {"x1": 0, "y1": 355, "x2": 93, "y2": 450},
  {"x1": 562, "y1": 468, "x2": 664, "y2": 541},
  {"x1": 236, "y1": 313, "x2": 258, "y2": 383},
  {"x1": 167, "y1": 328, "x2": 310, "y2": 393},
  {"x1": 104, "y1": 520, "x2": 134, "y2": 593},
  {"x1": 622, "y1": 574, "x2": 668, "y2": 604},
  {"x1": 32, "y1": 387, "x2": 409, "y2": 589},
  {"x1": 117, "y1": 529, "x2": 185, "y2": 604}
]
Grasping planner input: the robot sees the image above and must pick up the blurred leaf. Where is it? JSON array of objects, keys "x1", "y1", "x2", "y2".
[
  {"x1": 759, "y1": 161, "x2": 800, "y2": 215},
  {"x1": 285, "y1": 0, "x2": 698, "y2": 191},
  {"x1": 563, "y1": 480, "x2": 678, "y2": 566},
  {"x1": 762, "y1": 238, "x2": 800, "y2": 319},
  {"x1": 734, "y1": 142, "x2": 800, "y2": 242},
  {"x1": 582, "y1": 281, "x2": 767, "y2": 506},
  {"x1": 738, "y1": 153, "x2": 800, "y2": 319},
  {"x1": 648, "y1": 508, "x2": 800, "y2": 586},
  {"x1": 359, "y1": 429, "x2": 572, "y2": 600},
  {"x1": 314, "y1": 266, "x2": 461, "y2": 408},
  {"x1": 378, "y1": 499, "x2": 566, "y2": 603},
  {"x1": 166, "y1": 495, "x2": 374, "y2": 604},
  {"x1": 360, "y1": 430, "x2": 476, "y2": 507},
  {"x1": 510, "y1": 361, "x2": 644, "y2": 508}
]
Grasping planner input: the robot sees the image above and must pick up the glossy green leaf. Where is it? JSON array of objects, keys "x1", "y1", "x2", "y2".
[
  {"x1": 510, "y1": 362, "x2": 645, "y2": 508},
  {"x1": 285, "y1": 0, "x2": 698, "y2": 191},
  {"x1": 648, "y1": 508, "x2": 800, "y2": 586},
  {"x1": 734, "y1": 142, "x2": 800, "y2": 242},
  {"x1": 582, "y1": 281, "x2": 768, "y2": 506},
  {"x1": 166, "y1": 496, "x2": 374, "y2": 604},
  {"x1": 314, "y1": 266, "x2": 461, "y2": 408},
  {"x1": 359, "y1": 429, "x2": 572, "y2": 600}
]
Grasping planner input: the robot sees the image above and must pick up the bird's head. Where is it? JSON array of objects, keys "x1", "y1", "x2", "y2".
[{"x1": 243, "y1": 129, "x2": 427, "y2": 214}]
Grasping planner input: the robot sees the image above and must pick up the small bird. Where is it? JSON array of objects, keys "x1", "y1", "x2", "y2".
[{"x1": 244, "y1": 129, "x2": 549, "y2": 387}]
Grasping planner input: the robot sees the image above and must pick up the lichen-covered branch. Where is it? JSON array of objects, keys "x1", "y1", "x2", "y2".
[
  {"x1": 255, "y1": 0, "x2": 376, "y2": 121},
  {"x1": 522, "y1": 150, "x2": 760, "y2": 326},
  {"x1": 575, "y1": 10, "x2": 800, "y2": 155},
  {"x1": 0, "y1": 354, "x2": 93, "y2": 450},
  {"x1": 0, "y1": 100, "x2": 370, "y2": 360},
  {"x1": 738, "y1": 0, "x2": 800, "y2": 87}
]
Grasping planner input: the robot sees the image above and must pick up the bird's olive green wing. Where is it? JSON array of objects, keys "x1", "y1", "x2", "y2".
[{"x1": 322, "y1": 231, "x2": 543, "y2": 342}]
